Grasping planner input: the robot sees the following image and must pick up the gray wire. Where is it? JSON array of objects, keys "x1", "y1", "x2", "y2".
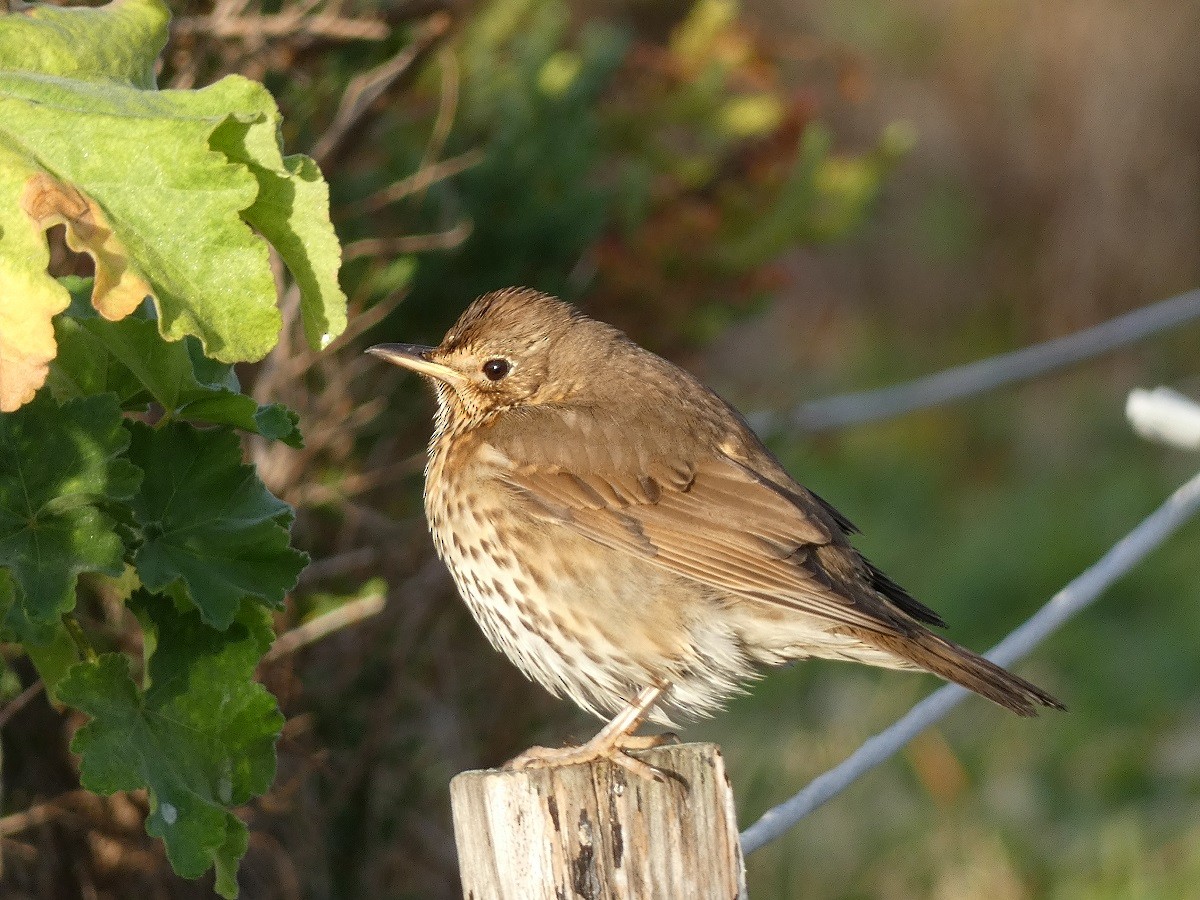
[
  {"x1": 751, "y1": 288, "x2": 1200, "y2": 434},
  {"x1": 739, "y1": 467, "x2": 1200, "y2": 855}
]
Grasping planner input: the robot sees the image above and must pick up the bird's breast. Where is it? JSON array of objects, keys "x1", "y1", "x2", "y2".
[{"x1": 421, "y1": 431, "x2": 723, "y2": 720}]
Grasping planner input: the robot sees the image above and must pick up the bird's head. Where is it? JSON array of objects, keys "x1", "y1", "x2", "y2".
[{"x1": 368, "y1": 287, "x2": 626, "y2": 427}]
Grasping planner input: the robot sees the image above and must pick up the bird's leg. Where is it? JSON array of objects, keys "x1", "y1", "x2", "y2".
[{"x1": 506, "y1": 684, "x2": 673, "y2": 782}]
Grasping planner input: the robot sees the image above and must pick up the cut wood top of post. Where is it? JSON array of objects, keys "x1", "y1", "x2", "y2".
[{"x1": 451, "y1": 742, "x2": 747, "y2": 900}]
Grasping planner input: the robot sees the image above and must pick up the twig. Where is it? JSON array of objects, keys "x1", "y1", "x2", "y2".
[
  {"x1": 0, "y1": 789, "x2": 89, "y2": 837},
  {"x1": 753, "y1": 288, "x2": 1200, "y2": 434},
  {"x1": 342, "y1": 220, "x2": 472, "y2": 260},
  {"x1": 291, "y1": 453, "x2": 424, "y2": 506},
  {"x1": 322, "y1": 286, "x2": 410, "y2": 354},
  {"x1": 210, "y1": 0, "x2": 257, "y2": 24},
  {"x1": 411, "y1": 46, "x2": 461, "y2": 200},
  {"x1": 263, "y1": 592, "x2": 388, "y2": 663},
  {"x1": 357, "y1": 148, "x2": 486, "y2": 214},
  {"x1": 254, "y1": 286, "x2": 408, "y2": 408},
  {"x1": 62, "y1": 615, "x2": 95, "y2": 663},
  {"x1": 312, "y1": 11, "x2": 452, "y2": 167},
  {"x1": 0, "y1": 679, "x2": 43, "y2": 729},
  {"x1": 173, "y1": 13, "x2": 390, "y2": 42},
  {"x1": 739, "y1": 466, "x2": 1200, "y2": 854},
  {"x1": 296, "y1": 547, "x2": 379, "y2": 588}
]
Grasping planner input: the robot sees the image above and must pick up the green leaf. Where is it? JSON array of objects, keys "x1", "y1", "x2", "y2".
[
  {"x1": 176, "y1": 394, "x2": 303, "y2": 448},
  {"x1": 59, "y1": 592, "x2": 283, "y2": 898},
  {"x1": 0, "y1": 569, "x2": 10, "y2": 622},
  {"x1": 0, "y1": 653, "x2": 24, "y2": 705},
  {"x1": 0, "y1": 0, "x2": 346, "y2": 407},
  {"x1": 20, "y1": 615, "x2": 80, "y2": 701},
  {"x1": 0, "y1": 0, "x2": 168, "y2": 87},
  {"x1": 48, "y1": 307, "x2": 152, "y2": 407},
  {"x1": 0, "y1": 393, "x2": 141, "y2": 626},
  {"x1": 127, "y1": 422, "x2": 307, "y2": 629},
  {"x1": 49, "y1": 284, "x2": 302, "y2": 445},
  {"x1": 210, "y1": 102, "x2": 346, "y2": 351},
  {"x1": 49, "y1": 283, "x2": 184, "y2": 408},
  {"x1": 1, "y1": 73, "x2": 266, "y2": 361}
]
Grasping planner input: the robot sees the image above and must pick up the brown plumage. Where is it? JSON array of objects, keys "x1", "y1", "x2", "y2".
[{"x1": 369, "y1": 288, "x2": 1062, "y2": 776}]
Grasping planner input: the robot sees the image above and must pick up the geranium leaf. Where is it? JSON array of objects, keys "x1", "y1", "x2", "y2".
[
  {"x1": 59, "y1": 592, "x2": 282, "y2": 899},
  {"x1": 0, "y1": 393, "x2": 140, "y2": 625},
  {"x1": 127, "y1": 421, "x2": 307, "y2": 629}
]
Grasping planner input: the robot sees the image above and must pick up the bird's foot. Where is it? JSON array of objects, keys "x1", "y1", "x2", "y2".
[
  {"x1": 505, "y1": 731, "x2": 673, "y2": 783},
  {"x1": 506, "y1": 685, "x2": 677, "y2": 782}
]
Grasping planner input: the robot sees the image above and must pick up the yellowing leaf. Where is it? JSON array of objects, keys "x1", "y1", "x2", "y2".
[
  {"x1": 0, "y1": 0, "x2": 346, "y2": 414},
  {"x1": 0, "y1": 146, "x2": 69, "y2": 411},
  {"x1": 22, "y1": 172, "x2": 152, "y2": 320},
  {"x1": 0, "y1": 161, "x2": 153, "y2": 411},
  {"x1": 0, "y1": 274, "x2": 65, "y2": 412}
]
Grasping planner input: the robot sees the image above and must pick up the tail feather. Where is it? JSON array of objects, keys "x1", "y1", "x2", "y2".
[{"x1": 851, "y1": 627, "x2": 1065, "y2": 717}]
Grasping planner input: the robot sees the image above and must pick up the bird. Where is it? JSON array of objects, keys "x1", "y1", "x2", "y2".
[{"x1": 368, "y1": 287, "x2": 1063, "y2": 779}]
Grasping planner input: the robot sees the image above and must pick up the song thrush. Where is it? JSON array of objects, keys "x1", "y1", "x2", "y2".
[{"x1": 369, "y1": 288, "x2": 1062, "y2": 779}]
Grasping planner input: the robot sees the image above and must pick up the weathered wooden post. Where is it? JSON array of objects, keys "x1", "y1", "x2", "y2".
[{"x1": 450, "y1": 742, "x2": 746, "y2": 899}]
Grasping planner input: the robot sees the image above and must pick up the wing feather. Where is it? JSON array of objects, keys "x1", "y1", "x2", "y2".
[{"x1": 492, "y1": 429, "x2": 916, "y2": 634}]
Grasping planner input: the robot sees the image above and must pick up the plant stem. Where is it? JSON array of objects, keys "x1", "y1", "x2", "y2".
[{"x1": 62, "y1": 615, "x2": 97, "y2": 663}]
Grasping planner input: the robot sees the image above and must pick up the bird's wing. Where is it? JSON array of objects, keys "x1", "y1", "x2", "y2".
[{"x1": 485, "y1": 414, "x2": 930, "y2": 634}]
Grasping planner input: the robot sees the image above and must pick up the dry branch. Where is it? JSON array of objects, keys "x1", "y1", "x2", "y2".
[
  {"x1": 341, "y1": 220, "x2": 472, "y2": 260},
  {"x1": 263, "y1": 592, "x2": 387, "y2": 663},
  {"x1": 312, "y1": 11, "x2": 452, "y2": 167},
  {"x1": 173, "y1": 13, "x2": 390, "y2": 42},
  {"x1": 0, "y1": 679, "x2": 43, "y2": 730}
]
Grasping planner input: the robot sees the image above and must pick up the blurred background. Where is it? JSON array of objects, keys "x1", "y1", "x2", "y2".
[{"x1": 4, "y1": 0, "x2": 1199, "y2": 897}]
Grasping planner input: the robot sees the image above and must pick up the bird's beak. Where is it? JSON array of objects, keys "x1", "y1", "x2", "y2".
[{"x1": 367, "y1": 343, "x2": 465, "y2": 385}]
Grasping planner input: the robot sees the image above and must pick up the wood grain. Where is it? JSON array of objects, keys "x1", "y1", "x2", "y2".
[{"x1": 451, "y1": 742, "x2": 746, "y2": 899}]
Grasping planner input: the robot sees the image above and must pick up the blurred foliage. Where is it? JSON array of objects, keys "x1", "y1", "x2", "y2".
[
  {"x1": 364, "y1": 0, "x2": 903, "y2": 352},
  {"x1": 3, "y1": 0, "x2": 904, "y2": 896}
]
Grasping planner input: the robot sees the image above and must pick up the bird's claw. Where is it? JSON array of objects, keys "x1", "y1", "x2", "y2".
[{"x1": 505, "y1": 738, "x2": 671, "y2": 783}]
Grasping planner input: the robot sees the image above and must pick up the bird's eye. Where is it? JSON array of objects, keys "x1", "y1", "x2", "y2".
[{"x1": 482, "y1": 358, "x2": 511, "y2": 381}]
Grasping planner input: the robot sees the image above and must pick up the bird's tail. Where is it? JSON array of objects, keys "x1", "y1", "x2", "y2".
[{"x1": 852, "y1": 627, "x2": 1065, "y2": 717}]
